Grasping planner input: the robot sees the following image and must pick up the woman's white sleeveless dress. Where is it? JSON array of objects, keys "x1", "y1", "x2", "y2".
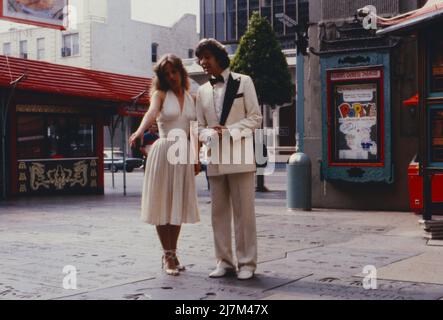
[{"x1": 140, "y1": 91, "x2": 200, "y2": 225}]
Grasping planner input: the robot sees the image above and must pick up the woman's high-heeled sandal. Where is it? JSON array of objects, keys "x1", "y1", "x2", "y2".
[
  {"x1": 162, "y1": 250, "x2": 179, "y2": 276},
  {"x1": 172, "y1": 250, "x2": 186, "y2": 271}
]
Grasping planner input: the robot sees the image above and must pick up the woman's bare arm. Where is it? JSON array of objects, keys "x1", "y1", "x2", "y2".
[{"x1": 129, "y1": 91, "x2": 165, "y2": 148}]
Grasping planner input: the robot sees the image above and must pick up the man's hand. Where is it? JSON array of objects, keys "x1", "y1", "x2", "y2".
[{"x1": 210, "y1": 125, "x2": 227, "y2": 138}]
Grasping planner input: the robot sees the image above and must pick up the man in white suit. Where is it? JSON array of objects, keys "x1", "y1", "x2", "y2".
[{"x1": 195, "y1": 39, "x2": 263, "y2": 280}]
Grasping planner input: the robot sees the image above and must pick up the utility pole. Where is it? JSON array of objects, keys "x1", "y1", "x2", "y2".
[{"x1": 276, "y1": 0, "x2": 312, "y2": 211}]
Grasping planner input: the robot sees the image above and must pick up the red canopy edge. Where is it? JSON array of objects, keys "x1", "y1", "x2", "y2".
[{"x1": 0, "y1": 55, "x2": 151, "y2": 106}]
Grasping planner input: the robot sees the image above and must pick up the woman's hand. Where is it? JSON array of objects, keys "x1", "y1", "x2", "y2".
[
  {"x1": 194, "y1": 163, "x2": 201, "y2": 176},
  {"x1": 129, "y1": 131, "x2": 143, "y2": 148}
]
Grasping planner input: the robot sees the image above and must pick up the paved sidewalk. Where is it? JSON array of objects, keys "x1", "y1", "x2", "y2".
[{"x1": 0, "y1": 170, "x2": 442, "y2": 300}]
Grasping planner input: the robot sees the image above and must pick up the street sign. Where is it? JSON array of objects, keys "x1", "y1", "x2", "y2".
[{"x1": 275, "y1": 12, "x2": 297, "y2": 27}]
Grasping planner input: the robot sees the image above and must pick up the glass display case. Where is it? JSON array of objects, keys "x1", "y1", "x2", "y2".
[
  {"x1": 327, "y1": 67, "x2": 385, "y2": 168},
  {"x1": 321, "y1": 52, "x2": 393, "y2": 184}
]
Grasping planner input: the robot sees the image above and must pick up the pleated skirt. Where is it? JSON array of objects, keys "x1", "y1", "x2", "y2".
[{"x1": 141, "y1": 138, "x2": 200, "y2": 225}]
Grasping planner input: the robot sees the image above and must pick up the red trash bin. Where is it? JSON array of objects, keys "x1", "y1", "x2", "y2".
[
  {"x1": 408, "y1": 156, "x2": 422, "y2": 214},
  {"x1": 408, "y1": 155, "x2": 443, "y2": 214}
]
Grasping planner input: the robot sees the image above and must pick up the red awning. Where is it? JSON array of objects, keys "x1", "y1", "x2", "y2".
[
  {"x1": 403, "y1": 93, "x2": 419, "y2": 106},
  {"x1": 0, "y1": 55, "x2": 151, "y2": 106}
]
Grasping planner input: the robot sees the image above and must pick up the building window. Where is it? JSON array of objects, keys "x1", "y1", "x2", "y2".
[
  {"x1": 188, "y1": 49, "x2": 194, "y2": 59},
  {"x1": 200, "y1": 0, "x2": 299, "y2": 48},
  {"x1": 215, "y1": 0, "x2": 225, "y2": 41},
  {"x1": 19, "y1": 40, "x2": 28, "y2": 59},
  {"x1": 261, "y1": 0, "x2": 273, "y2": 24},
  {"x1": 249, "y1": 0, "x2": 260, "y2": 17},
  {"x1": 151, "y1": 43, "x2": 158, "y2": 63},
  {"x1": 238, "y1": 0, "x2": 248, "y2": 37},
  {"x1": 3, "y1": 42, "x2": 11, "y2": 56},
  {"x1": 273, "y1": 0, "x2": 284, "y2": 36},
  {"x1": 285, "y1": 0, "x2": 297, "y2": 35},
  {"x1": 227, "y1": 0, "x2": 237, "y2": 41},
  {"x1": 204, "y1": 0, "x2": 215, "y2": 38},
  {"x1": 62, "y1": 33, "x2": 80, "y2": 57},
  {"x1": 17, "y1": 114, "x2": 95, "y2": 160},
  {"x1": 37, "y1": 38, "x2": 45, "y2": 60}
]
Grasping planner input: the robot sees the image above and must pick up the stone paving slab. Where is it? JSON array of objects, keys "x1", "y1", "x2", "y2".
[
  {"x1": 262, "y1": 275, "x2": 443, "y2": 300},
  {"x1": 258, "y1": 246, "x2": 420, "y2": 279},
  {"x1": 375, "y1": 251, "x2": 443, "y2": 285},
  {"x1": 428, "y1": 240, "x2": 443, "y2": 247},
  {"x1": 1, "y1": 171, "x2": 442, "y2": 300},
  {"x1": 56, "y1": 271, "x2": 312, "y2": 301},
  {"x1": 329, "y1": 234, "x2": 427, "y2": 252}
]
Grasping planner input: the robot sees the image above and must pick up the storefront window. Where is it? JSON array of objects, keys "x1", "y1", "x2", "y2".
[
  {"x1": 431, "y1": 109, "x2": 443, "y2": 162},
  {"x1": 17, "y1": 114, "x2": 46, "y2": 159},
  {"x1": 431, "y1": 39, "x2": 443, "y2": 92},
  {"x1": 17, "y1": 114, "x2": 95, "y2": 160},
  {"x1": 333, "y1": 83, "x2": 379, "y2": 162}
]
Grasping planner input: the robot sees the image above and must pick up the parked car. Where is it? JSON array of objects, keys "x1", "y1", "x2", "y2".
[{"x1": 103, "y1": 149, "x2": 143, "y2": 173}]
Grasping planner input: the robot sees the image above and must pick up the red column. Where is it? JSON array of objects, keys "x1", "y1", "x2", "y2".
[{"x1": 9, "y1": 104, "x2": 18, "y2": 196}]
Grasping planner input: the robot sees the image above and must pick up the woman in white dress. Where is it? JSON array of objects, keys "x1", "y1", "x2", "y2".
[{"x1": 129, "y1": 54, "x2": 200, "y2": 276}]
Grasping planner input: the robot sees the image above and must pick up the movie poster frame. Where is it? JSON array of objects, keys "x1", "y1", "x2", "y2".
[{"x1": 0, "y1": 0, "x2": 68, "y2": 30}]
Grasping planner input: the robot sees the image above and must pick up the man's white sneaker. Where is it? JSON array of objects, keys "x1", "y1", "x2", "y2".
[
  {"x1": 209, "y1": 265, "x2": 235, "y2": 278},
  {"x1": 237, "y1": 269, "x2": 254, "y2": 280}
]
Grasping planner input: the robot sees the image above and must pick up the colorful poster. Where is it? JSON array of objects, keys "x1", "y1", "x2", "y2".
[
  {"x1": 334, "y1": 83, "x2": 379, "y2": 161},
  {"x1": 1, "y1": 0, "x2": 67, "y2": 29}
]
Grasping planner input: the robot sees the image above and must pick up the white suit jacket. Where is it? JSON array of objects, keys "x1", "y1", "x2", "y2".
[{"x1": 196, "y1": 72, "x2": 263, "y2": 176}]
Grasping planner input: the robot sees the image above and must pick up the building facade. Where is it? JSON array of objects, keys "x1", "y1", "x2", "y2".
[
  {"x1": 0, "y1": 55, "x2": 150, "y2": 199},
  {"x1": 0, "y1": 0, "x2": 199, "y2": 155},
  {"x1": 0, "y1": 0, "x2": 199, "y2": 77},
  {"x1": 198, "y1": 0, "x2": 427, "y2": 210},
  {"x1": 200, "y1": 0, "x2": 302, "y2": 51},
  {"x1": 195, "y1": 0, "x2": 307, "y2": 161},
  {"x1": 304, "y1": 0, "x2": 424, "y2": 211}
]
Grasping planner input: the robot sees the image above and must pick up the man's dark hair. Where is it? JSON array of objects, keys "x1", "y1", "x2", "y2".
[{"x1": 195, "y1": 38, "x2": 231, "y2": 70}]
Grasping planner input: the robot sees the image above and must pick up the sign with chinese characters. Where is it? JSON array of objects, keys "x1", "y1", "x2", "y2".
[
  {"x1": 18, "y1": 158, "x2": 99, "y2": 195},
  {"x1": 1, "y1": 0, "x2": 67, "y2": 30}
]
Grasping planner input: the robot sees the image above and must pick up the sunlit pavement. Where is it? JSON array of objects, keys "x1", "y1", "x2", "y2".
[{"x1": 1, "y1": 167, "x2": 443, "y2": 300}]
